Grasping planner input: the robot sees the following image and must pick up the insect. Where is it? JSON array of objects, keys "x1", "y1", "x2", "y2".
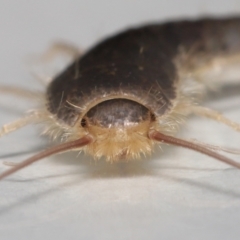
[{"x1": 0, "y1": 16, "x2": 240, "y2": 180}]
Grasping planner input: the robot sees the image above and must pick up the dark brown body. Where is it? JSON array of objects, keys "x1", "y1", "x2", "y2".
[
  {"x1": 47, "y1": 17, "x2": 240, "y2": 128},
  {"x1": 1, "y1": 17, "x2": 240, "y2": 180}
]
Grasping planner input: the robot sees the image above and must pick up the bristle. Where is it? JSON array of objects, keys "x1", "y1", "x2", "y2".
[{"x1": 85, "y1": 121, "x2": 154, "y2": 161}]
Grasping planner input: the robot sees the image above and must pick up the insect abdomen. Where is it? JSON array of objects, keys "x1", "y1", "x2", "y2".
[{"x1": 47, "y1": 17, "x2": 240, "y2": 127}]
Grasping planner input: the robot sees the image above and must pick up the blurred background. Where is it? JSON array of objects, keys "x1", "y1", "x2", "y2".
[{"x1": 0, "y1": 1, "x2": 240, "y2": 240}]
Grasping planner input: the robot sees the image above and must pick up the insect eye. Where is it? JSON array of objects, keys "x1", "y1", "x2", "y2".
[
  {"x1": 150, "y1": 113, "x2": 156, "y2": 121},
  {"x1": 80, "y1": 118, "x2": 87, "y2": 127}
]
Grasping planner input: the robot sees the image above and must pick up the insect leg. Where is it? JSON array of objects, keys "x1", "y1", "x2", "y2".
[
  {"x1": 190, "y1": 105, "x2": 240, "y2": 132},
  {"x1": 0, "y1": 113, "x2": 43, "y2": 138},
  {"x1": 0, "y1": 85, "x2": 41, "y2": 99},
  {"x1": 27, "y1": 42, "x2": 82, "y2": 85},
  {"x1": 32, "y1": 42, "x2": 81, "y2": 63}
]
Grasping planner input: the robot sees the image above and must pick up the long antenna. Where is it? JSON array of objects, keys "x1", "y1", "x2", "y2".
[
  {"x1": 149, "y1": 130, "x2": 240, "y2": 169},
  {"x1": 0, "y1": 135, "x2": 92, "y2": 181}
]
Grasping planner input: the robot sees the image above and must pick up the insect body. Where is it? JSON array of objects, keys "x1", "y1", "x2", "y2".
[{"x1": 1, "y1": 17, "x2": 240, "y2": 180}]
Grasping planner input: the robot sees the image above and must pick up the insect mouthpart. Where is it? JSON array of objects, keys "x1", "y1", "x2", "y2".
[{"x1": 82, "y1": 98, "x2": 156, "y2": 161}]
